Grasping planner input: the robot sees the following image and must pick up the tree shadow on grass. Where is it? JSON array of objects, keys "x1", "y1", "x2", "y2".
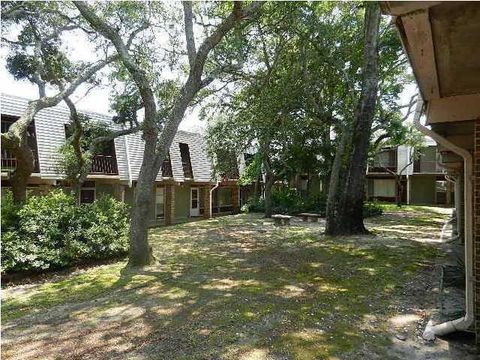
[{"x1": 2, "y1": 212, "x2": 446, "y2": 359}]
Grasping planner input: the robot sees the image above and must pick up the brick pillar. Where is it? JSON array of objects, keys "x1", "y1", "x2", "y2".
[
  {"x1": 231, "y1": 184, "x2": 240, "y2": 214},
  {"x1": 165, "y1": 183, "x2": 175, "y2": 225},
  {"x1": 203, "y1": 185, "x2": 212, "y2": 219},
  {"x1": 474, "y1": 120, "x2": 480, "y2": 344}
]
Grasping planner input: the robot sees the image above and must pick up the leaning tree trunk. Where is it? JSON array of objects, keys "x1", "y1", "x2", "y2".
[{"x1": 326, "y1": 2, "x2": 381, "y2": 236}]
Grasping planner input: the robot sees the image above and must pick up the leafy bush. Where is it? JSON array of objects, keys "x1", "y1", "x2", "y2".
[
  {"x1": 241, "y1": 186, "x2": 382, "y2": 218},
  {"x1": 1, "y1": 190, "x2": 129, "y2": 273},
  {"x1": 241, "y1": 198, "x2": 265, "y2": 213},
  {"x1": 241, "y1": 187, "x2": 326, "y2": 215},
  {"x1": 363, "y1": 201, "x2": 383, "y2": 218}
]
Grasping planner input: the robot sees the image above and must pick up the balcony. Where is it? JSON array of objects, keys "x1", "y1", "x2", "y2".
[
  {"x1": 1, "y1": 116, "x2": 40, "y2": 174},
  {"x1": 368, "y1": 148, "x2": 397, "y2": 173},
  {"x1": 413, "y1": 160, "x2": 442, "y2": 173},
  {"x1": 90, "y1": 155, "x2": 118, "y2": 175},
  {"x1": 368, "y1": 163, "x2": 397, "y2": 173},
  {"x1": 1, "y1": 149, "x2": 40, "y2": 173}
]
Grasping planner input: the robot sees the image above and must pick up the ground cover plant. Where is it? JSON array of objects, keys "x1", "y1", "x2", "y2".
[{"x1": 3, "y1": 206, "x2": 475, "y2": 359}]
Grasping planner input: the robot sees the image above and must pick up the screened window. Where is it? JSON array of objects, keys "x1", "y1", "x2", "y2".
[
  {"x1": 218, "y1": 187, "x2": 232, "y2": 206},
  {"x1": 373, "y1": 179, "x2": 395, "y2": 197}
]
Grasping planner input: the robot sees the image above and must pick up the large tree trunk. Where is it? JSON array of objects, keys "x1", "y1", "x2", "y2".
[
  {"x1": 325, "y1": 3, "x2": 380, "y2": 236},
  {"x1": 325, "y1": 127, "x2": 350, "y2": 234},
  {"x1": 10, "y1": 140, "x2": 35, "y2": 203},
  {"x1": 264, "y1": 174, "x2": 275, "y2": 218},
  {"x1": 128, "y1": 128, "x2": 159, "y2": 267},
  {"x1": 75, "y1": 0, "x2": 263, "y2": 267}
]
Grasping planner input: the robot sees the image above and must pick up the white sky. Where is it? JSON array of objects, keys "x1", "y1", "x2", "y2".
[
  {"x1": 0, "y1": 14, "x2": 418, "y2": 135},
  {"x1": 0, "y1": 60, "x2": 204, "y2": 133}
]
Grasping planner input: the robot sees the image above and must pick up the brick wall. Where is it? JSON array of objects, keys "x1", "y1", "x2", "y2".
[{"x1": 474, "y1": 120, "x2": 480, "y2": 344}]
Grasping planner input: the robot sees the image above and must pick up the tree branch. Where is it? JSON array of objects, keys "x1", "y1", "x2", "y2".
[
  {"x1": 183, "y1": 1, "x2": 196, "y2": 67},
  {"x1": 74, "y1": 1, "x2": 157, "y2": 125},
  {"x1": 126, "y1": 22, "x2": 149, "y2": 49}
]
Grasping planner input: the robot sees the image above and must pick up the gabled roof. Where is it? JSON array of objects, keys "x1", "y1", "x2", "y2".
[{"x1": 1, "y1": 94, "x2": 213, "y2": 183}]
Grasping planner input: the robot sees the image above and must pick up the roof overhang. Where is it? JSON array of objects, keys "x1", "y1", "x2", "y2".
[{"x1": 382, "y1": 2, "x2": 480, "y2": 125}]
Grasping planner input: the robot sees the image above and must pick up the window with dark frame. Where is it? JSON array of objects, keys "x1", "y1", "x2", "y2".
[
  {"x1": 80, "y1": 189, "x2": 95, "y2": 204},
  {"x1": 179, "y1": 143, "x2": 193, "y2": 179},
  {"x1": 79, "y1": 181, "x2": 95, "y2": 204}
]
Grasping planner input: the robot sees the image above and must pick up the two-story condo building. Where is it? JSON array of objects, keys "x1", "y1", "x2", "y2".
[
  {"x1": 1, "y1": 94, "x2": 240, "y2": 225},
  {"x1": 366, "y1": 139, "x2": 453, "y2": 205}
]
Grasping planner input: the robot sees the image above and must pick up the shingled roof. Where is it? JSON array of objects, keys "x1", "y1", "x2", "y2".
[{"x1": 1, "y1": 94, "x2": 213, "y2": 183}]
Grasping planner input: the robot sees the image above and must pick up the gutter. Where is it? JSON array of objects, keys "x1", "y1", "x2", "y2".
[{"x1": 413, "y1": 97, "x2": 474, "y2": 339}]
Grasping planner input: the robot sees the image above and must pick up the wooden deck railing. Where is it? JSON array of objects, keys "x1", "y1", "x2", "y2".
[
  {"x1": 413, "y1": 160, "x2": 441, "y2": 173},
  {"x1": 90, "y1": 155, "x2": 118, "y2": 175},
  {"x1": 368, "y1": 164, "x2": 397, "y2": 173},
  {"x1": 1, "y1": 149, "x2": 40, "y2": 173}
]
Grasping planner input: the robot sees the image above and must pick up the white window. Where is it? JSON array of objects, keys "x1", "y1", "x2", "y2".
[
  {"x1": 155, "y1": 187, "x2": 164, "y2": 219},
  {"x1": 373, "y1": 179, "x2": 395, "y2": 197}
]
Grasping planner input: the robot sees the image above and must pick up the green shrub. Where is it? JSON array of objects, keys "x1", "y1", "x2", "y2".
[
  {"x1": 241, "y1": 198, "x2": 265, "y2": 213},
  {"x1": 241, "y1": 187, "x2": 327, "y2": 215},
  {"x1": 240, "y1": 186, "x2": 382, "y2": 218},
  {"x1": 1, "y1": 189, "x2": 129, "y2": 273},
  {"x1": 363, "y1": 201, "x2": 383, "y2": 218}
]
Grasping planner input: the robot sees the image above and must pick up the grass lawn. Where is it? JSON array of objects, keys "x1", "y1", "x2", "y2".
[{"x1": 2, "y1": 206, "x2": 454, "y2": 359}]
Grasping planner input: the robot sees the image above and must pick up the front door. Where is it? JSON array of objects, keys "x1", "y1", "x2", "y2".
[{"x1": 190, "y1": 187, "x2": 199, "y2": 217}]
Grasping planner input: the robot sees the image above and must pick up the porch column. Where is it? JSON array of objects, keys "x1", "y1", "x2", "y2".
[
  {"x1": 474, "y1": 120, "x2": 480, "y2": 343},
  {"x1": 165, "y1": 183, "x2": 175, "y2": 225},
  {"x1": 231, "y1": 184, "x2": 240, "y2": 214},
  {"x1": 203, "y1": 185, "x2": 211, "y2": 219}
]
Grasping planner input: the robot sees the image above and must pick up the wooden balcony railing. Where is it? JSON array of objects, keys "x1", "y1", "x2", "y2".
[
  {"x1": 1, "y1": 149, "x2": 40, "y2": 173},
  {"x1": 90, "y1": 155, "x2": 118, "y2": 175},
  {"x1": 413, "y1": 160, "x2": 441, "y2": 173},
  {"x1": 368, "y1": 164, "x2": 397, "y2": 173}
]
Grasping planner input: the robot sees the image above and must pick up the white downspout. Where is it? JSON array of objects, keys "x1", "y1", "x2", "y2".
[
  {"x1": 413, "y1": 97, "x2": 474, "y2": 339},
  {"x1": 209, "y1": 180, "x2": 221, "y2": 219}
]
